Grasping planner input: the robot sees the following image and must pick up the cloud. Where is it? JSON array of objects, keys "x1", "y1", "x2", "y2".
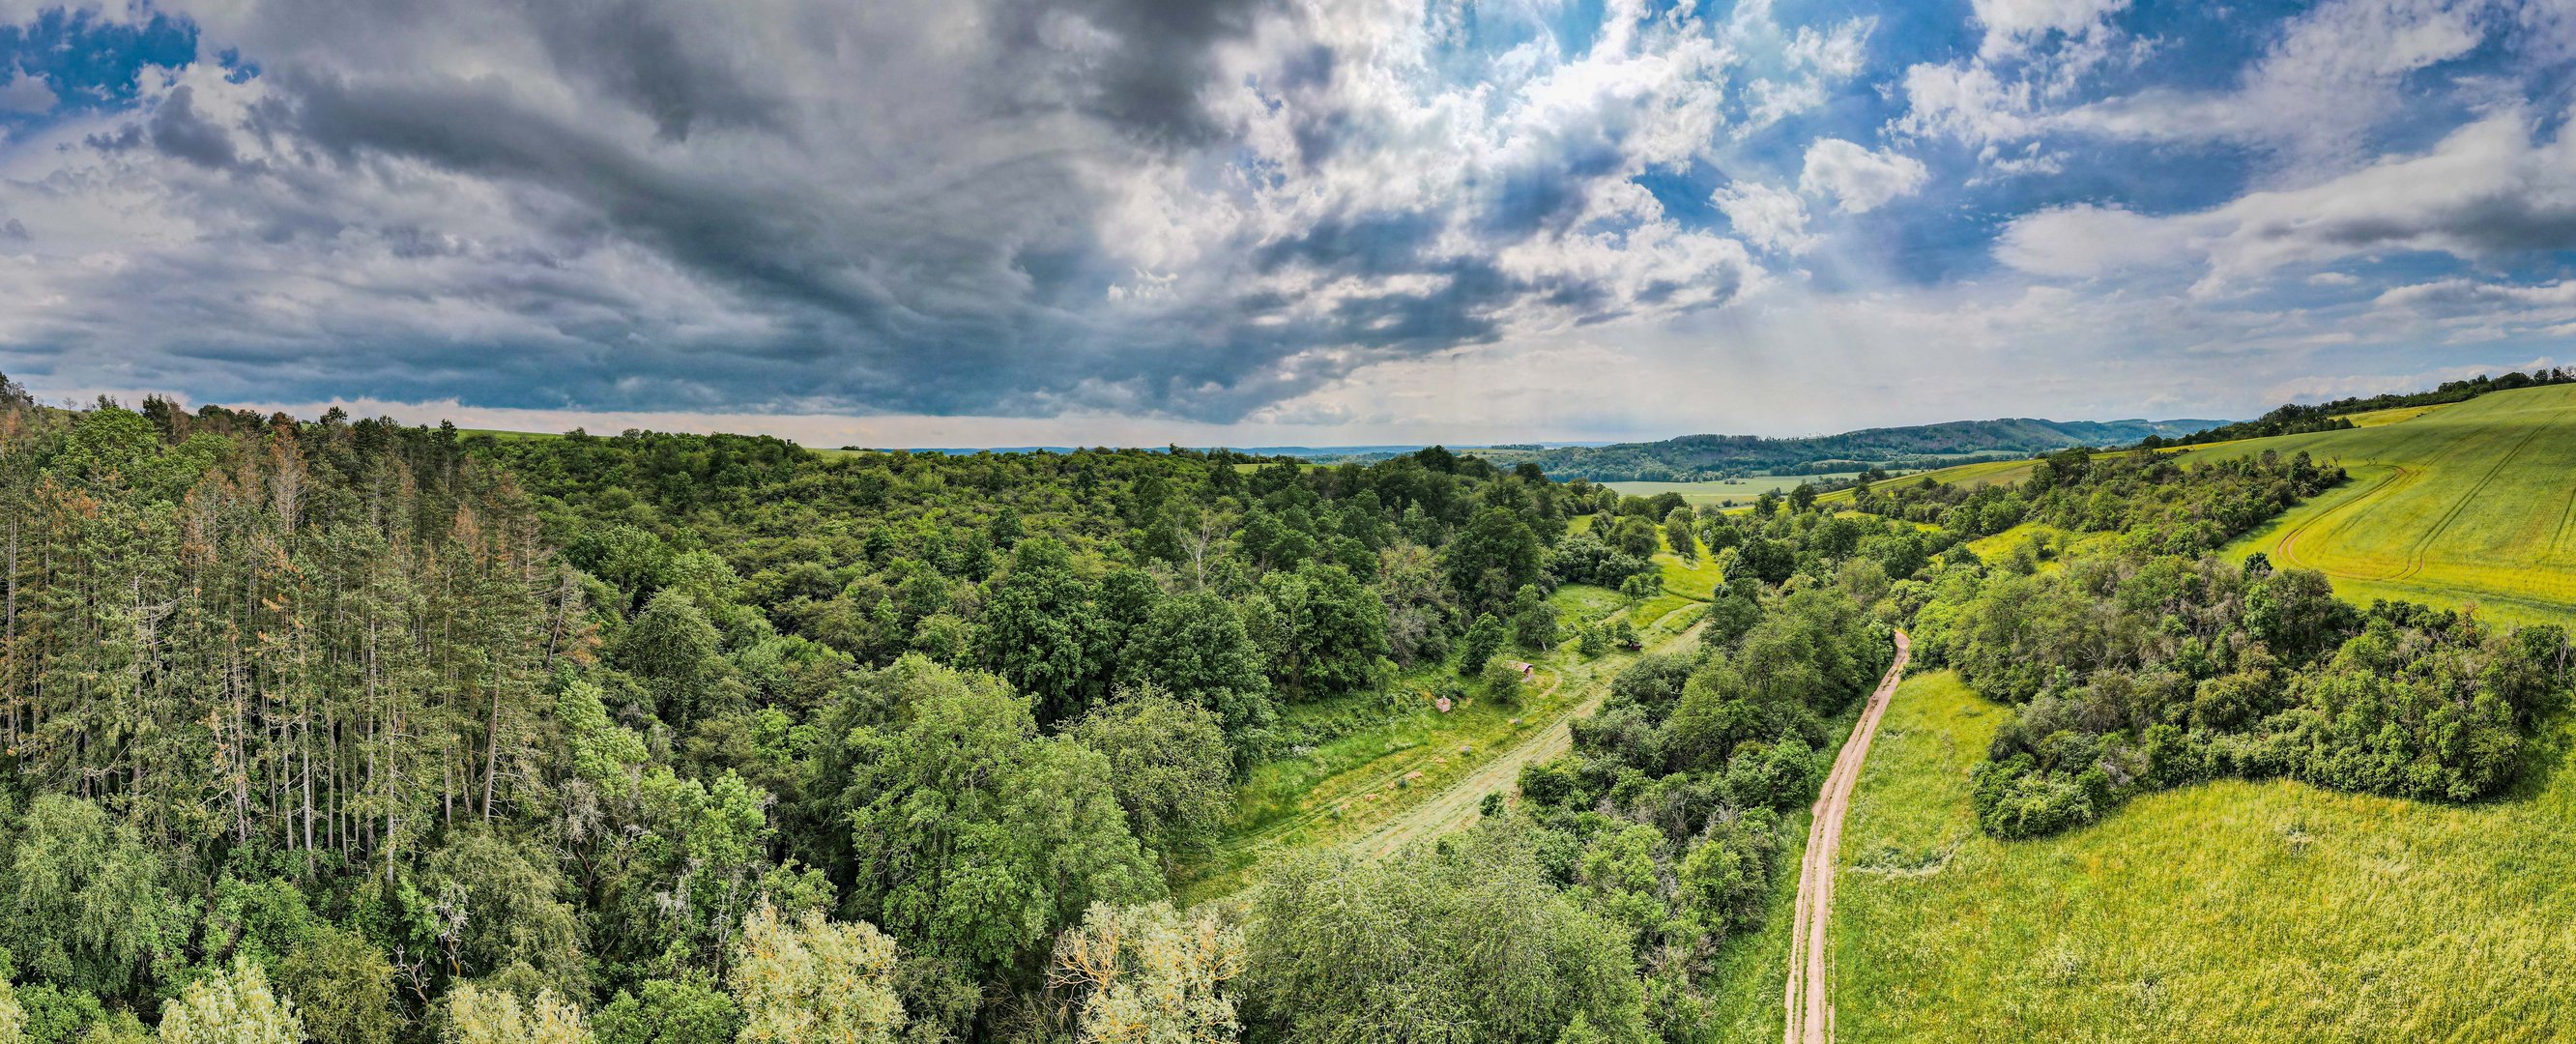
[
  {"x1": 1798, "y1": 138, "x2": 1928, "y2": 214},
  {"x1": 1995, "y1": 106, "x2": 2576, "y2": 292},
  {"x1": 0, "y1": 67, "x2": 51, "y2": 113},
  {"x1": 1711, "y1": 180, "x2": 1812, "y2": 253},
  {"x1": 0, "y1": 0, "x2": 1832, "y2": 422},
  {"x1": 1993, "y1": 204, "x2": 2193, "y2": 277},
  {"x1": 1972, "y1": 0, "x2": 2129, "y2": 60},
  {"x1": 1901, "y1": 0, "x2": 2537, "y2": 177}
]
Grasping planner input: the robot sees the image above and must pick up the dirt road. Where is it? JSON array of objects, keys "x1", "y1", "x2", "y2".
[
  {"x1": 1782, "y1": 629, "x2": 1910, "y2": 1044},
  {"x1": 1348, "y1": 607, "x2": 1707, "y2": 860}
]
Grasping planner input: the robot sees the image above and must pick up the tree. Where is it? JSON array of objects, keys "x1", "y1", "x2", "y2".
[
  {"x1": 838, "y1": 657, "x2": 1160, "y2": 981},
  {"x1": 1459, "y1": 614, "x2": 1506, "y2": 678},
  {"x1": 731, "y1": 906, "x2": 905, "y2": 1044},
  {"x1": 1508, "y1": 585, "x2": 1558, "y2": 651},
  {"x1": 618, "y1": 589, "x2": 725, "y2": 729},
  {"x1": 975, "y1": 538, "x2": 1114, "y2": 722},
  {"x1": 1788, "y1": 483, "x2": 1818, "y2": 511},
  {"x1": 275, "y1": 926, "x2": 395, "y2": 1044},
  {"x1": 1481, "y1": 655, "x2": 1525, "y2": 705},
  {"x1": 1447, "y1": 508, "x2": 1544, "y2": 615},
  {"x1": 1255, "y1": 563, "x2": 1388, "y2": 700},
  {"x1": 1070, "y1": 689, "x2": 1237, "y2": 857},
  {"x1": 1245, "y1": 822, "x2": 1650, "y2": 1043},
  {"x1": 1662, "y1": 508, "x2": 1696, "y2": 563},
  {"x1": 1116, "y1": 593, "x2": 1275, "y2": 740},
  {"x1": 1049, "y1": 902, "x2": 1245, "y2": 1044},
  {"x1": 593, "y1": 977, "x2": 738, "y2": 1044},
  {"x1": 1608, "y1": 517, "x2": 1659, "y2": 562},
  {"x1": 0, "y1": 796, "x2": 184, "y2": 1003},
  {"x1": 157, "y1": 962, "x2": 303, "y2": 1044},
  {"x1": 442, "y1": 984, "x2": 587, "y2": 1044}
]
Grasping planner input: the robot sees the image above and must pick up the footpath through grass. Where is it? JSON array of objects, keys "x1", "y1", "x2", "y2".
[
  {"x1": 1834, "y1": 670, "x2": 2576, "y2": 1042},
  {"x1": 2189, "y1": 383, "x2": 2576, "y2": 625}
]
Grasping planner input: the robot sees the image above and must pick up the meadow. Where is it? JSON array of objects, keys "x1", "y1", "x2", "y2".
[
  {"x1": 1834, "y1": 670, "x2": 2576, "y2": 1042},
  {"x1": 2185, "y1": 383, "x2": 2576, "y2": 624}
]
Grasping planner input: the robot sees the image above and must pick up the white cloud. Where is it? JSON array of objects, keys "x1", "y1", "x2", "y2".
[
  {"x1": 1994, "y1": 204, "x2": 2197, "y2": 277},
  {"x1": 1711, "y1": 180, "x2": 1812, "y2": 253},
  {"x1": 1903, "y1": 0, "x2": 2518, "y2": 178},
  {"x1": 0, "y1": 69, "x2": 53, "y2": 114},
  {"x1": 1973, "y1": 0, "x2": 2129, "y2": 60},
  {"x1": 1993, "y1": 106, "x2": 2576, "y2": 293},
  {"x1": 1798, "y1": 138, "x2": 1929, "y2": 214}
]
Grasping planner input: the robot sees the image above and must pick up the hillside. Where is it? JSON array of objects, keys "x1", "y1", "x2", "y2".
[
  {"x1": 1505, "y1": 417, "x2": 2226, "y2": 481},
  {"x1": 2183, "y1": 383, "x2": 2576, "y2": 624},
  {"x1": 1837, "y1": 670, "x2": 2576, "y2": 1041}
]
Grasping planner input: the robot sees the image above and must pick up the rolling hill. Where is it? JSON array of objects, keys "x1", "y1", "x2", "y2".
[
  {"x1": 2183, "y1": 383, "x2": 2576, "y2": 624},
  {"x1": 1501, "y1": 417, "x2": 2227, "y2": 481}
]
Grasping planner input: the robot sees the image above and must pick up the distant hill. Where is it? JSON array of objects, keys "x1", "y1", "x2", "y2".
[{"x1": 1492, "y1": 418, "x2": 2230, "y2": 481}]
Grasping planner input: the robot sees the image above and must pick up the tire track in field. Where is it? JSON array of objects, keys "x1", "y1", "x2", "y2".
[
  {"x1": 2393, "y1": 420, "x2": 2547, "y2": 583},
  {"x1": 2272, "y1": 466, "x2": 2407, "y2": 576}
]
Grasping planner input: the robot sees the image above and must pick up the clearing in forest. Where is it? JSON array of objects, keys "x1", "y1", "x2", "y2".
[
  {"x1": 2185, "y1": 383, "x2": 2576, "y2": 624},
  {"x1": 1172, "y1": 551, "x2": 1717, "y2": 903}
]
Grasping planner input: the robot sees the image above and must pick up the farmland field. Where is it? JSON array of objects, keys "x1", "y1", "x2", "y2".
[
  {"x1": 2185, "y1": 384, "x2": 2576, "y2": 624},
  {"x1": 1606, "y1": 473, "x2": 1878, "y2": 505},
  {"x1": 1835, "y1": 671, "x2": 2576, "y2": 1042}
]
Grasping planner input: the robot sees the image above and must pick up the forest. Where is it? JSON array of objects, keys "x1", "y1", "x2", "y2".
[
  {"x1": 0, "y1": 388, "x2": 1909, "y2": 1044},
  {"x1": 0, "y1": 381, "x2": 2562, "y2": 1043}
]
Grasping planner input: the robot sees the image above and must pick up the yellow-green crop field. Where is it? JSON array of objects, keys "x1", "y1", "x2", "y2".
[
  {"x1": 2185, "y1": 384, "x2": 2576, "y2": 625},
  {"x1": 1836, "y1": 670, "x2": 2576, "y2": 1042}
]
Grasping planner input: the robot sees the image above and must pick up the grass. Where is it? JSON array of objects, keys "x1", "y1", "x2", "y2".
[
  {"x1": 1811, "y1": 457, "x2": 2039, "y2": 508},
  {"x1": 1833, "y1": 669, "x2": 2576, "y2": 1042},
  {"x1": 2185, "y1": 383, "x2": 2576, "y2": 625}
]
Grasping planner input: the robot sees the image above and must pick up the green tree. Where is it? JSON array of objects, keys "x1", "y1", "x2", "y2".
[
  {"x1": 1662, "y1": 508, "x2": 1697, "y2": 563},
  {"x1": 275, "y1": 926, "x2": 395, "y2": 1044},
  {"x1": 1446, "y1": 508, "x2": 1544, "y2": 615},
  {"x1": 593, "y1": 977, "x2": 738, "y2": 1044},
  {"x1": 838, "y1": 658, "x2": 1160, "y2": 981},
  {"x1": 1246, "y1": 822, "x2": 1649, "y2": 1044},
  {"x1": 618, "y1": 589, "x2": 726, "y2": 729},
  {"x1": 1508, "y1": 585, "x2": 1558, "y2": 651},
  {"x1": 1116, "y1": 593, "x2": 1275, "y2": 740},
  {"x1": 1255, "y1": 563, "x2": 1388, "y2": 700},
  {"x1": 731, "y1": 906, "x2": 905, "y2": 1044},
  {"x1": 1459, "y1": 614, "x2": 1506, "y2": 678},
  {"x1": 1070, "y1": 688, "x2": 1236, "y2": 858},
  {"x1": 156, "y1": 962, "x2": 302, "y2": 1044},
  {"x1": 975, "y1": 538, "x2": 1114, "y2": 722}
]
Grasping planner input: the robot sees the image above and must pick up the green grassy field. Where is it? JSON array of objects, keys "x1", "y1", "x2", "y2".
[
  {"x1": 2185, "y1": 384, "x2": 2576, "y2": 625},
  {"x1": 1835, "y1": 670, "x2": 2576, "y2": 1042}
]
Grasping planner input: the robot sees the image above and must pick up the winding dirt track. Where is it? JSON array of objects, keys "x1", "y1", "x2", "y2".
[{"x1": 1782, "y1": 630, "x2": 1911, "y2": 1044}]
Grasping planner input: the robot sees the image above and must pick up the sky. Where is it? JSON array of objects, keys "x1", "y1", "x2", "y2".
[{"x1": 1, "y1": 0, "x2": 2573, "y2": 448}]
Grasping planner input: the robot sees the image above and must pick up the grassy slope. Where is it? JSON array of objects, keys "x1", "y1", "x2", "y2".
[
  {"x1": 1836, "y1": 670, "x2": 2576, "y2": 1042},
  {"x1": 2185, "y1": 384, "x2": 2576, "y2": 625}
]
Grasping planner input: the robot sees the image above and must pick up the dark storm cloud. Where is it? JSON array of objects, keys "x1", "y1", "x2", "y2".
[{"x1": 0, "y1": 0, "x2": 1771, "y2": 423}]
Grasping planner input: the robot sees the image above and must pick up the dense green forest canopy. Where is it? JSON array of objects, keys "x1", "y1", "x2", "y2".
[
  {"x1": 1491, "y1": 417, "x2": 2225, "y2": 482},
  {"x1": 0, "y1": 381, "x2": 2561, "y2": 1044}
]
